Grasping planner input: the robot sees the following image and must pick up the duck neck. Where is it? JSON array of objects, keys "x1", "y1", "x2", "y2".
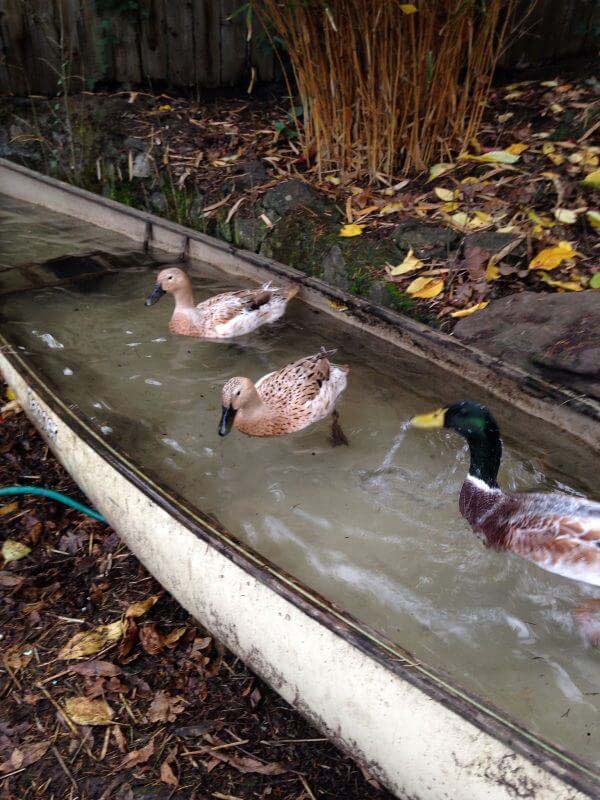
[
  {"x1": 173, "y1": 283, "x2": 195, "y2": 310},
  {"x1": 464, "y1": 430, "x2": 502, "y2": 489}
]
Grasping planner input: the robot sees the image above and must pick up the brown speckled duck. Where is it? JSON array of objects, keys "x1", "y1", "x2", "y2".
[
  {"x1": 411, "y1": 401, "x2": 600, "y2": 588},
  {"x1": 145, "y1": 267, "x2": 298, "y2": 339},
  {"x1": 219, "y1": 347, "x2": 349, "y2": 439}
]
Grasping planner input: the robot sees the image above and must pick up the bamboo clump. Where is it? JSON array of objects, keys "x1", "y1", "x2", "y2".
[{"x1": 255, "y1": 0, "x2": 516, "y2": 180}]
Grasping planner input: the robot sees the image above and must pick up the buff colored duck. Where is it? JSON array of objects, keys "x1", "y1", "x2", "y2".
[
  {"x1": 411, "y1": 401, "x2": 600, "y2": 588},
  {"x1": 145, "y1": 267, "x2": 298, "y2": 339},
  {"x1": 218, "y1": 347, "x2": 349, "y2": 440}
]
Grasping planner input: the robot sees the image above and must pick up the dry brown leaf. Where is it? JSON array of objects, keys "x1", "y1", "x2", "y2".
[
  {"x1": 0, "y1": 501, "x2": 19, "y2": 517},
  {"x1": 139, "y1": 623, "x2": 165, "y2": 655},
  {"x1": 59, "y1": 620, "x2": 123, "y2": 660},
  {"x1": 3, "y1": 645, "x2": 33, "y2": 673},
  {"x1": 120, "y1": 737, "x2": 155, "y2": 769},
  {"x1": 160, "y1": 758, "x2": 179, "y2": 787},
  {"x1": 147, "y1": 691, "x2": 186, "y2": 723},
  {"x1": 65, "y1": 696, "x2": 114, "y2": 726},
  {"x1": 125, "y1": 594, "x2": 160, "y2": 619},
  {"x1": 0, "y1": 740, "x2": 50, "y2": 774},
  {"x1": 70, "y1": 660, "x2": 122, "y2": 678}
]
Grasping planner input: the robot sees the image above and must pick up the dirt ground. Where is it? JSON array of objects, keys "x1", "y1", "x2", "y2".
[{"x1": 0, "y1": 383, "x2": 390, "y2": 800}]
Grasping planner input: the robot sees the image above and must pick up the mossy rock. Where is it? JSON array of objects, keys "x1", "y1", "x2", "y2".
[
  {"x1": 232, "y1": 215, "x2": 270, "y2": 252},
  {"x1": 262, "y1": 179, "x2": 332, "y2": 216},
  {"x1": 392, "y1": 220, "x2": 458, "y2": 259}
]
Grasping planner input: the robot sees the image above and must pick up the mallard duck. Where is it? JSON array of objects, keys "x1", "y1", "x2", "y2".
[
  {"x1": 411, "y1": 401, "x2": 600, "y2": 587},
  {"x1": 218, "y1": 347, "x2": 349, "y2": 439},
  {"x1": 145, "y1": 267, "x2": 298, "y2": 338}
]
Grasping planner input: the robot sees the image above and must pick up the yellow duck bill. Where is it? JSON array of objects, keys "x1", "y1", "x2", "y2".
[
  {"x1": 410, "y1": 407, "x2": 447, "y2": 429},
  {"x1": 145, "y1": 284, "x2": 166, "y2": 306},
  {"x1": 218, "y1": 405, "x2": 237, "y2": 436}
]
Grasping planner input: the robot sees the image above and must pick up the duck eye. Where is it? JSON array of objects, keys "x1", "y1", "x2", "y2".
[
  {"x1": 168, "y1": 275, "x2": 173, "y2": 281},
  {"x1": 236, "y1": 390, "x2": 241, "y2": 396}
]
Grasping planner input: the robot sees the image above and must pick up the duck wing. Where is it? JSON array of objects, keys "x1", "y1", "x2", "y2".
[
  {"x1": 504, "y1": 492, "x2": 600, "y2": 586},
  {"x1": 257, "y1": 348, "x2": 336, "y2": 409}
]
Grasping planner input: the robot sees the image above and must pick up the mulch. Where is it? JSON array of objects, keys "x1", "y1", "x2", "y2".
[{"x1": 0, "y1": 383, "x2": 389, "y2": 800}]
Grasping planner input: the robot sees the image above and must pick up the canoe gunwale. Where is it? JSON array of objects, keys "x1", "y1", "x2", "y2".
[{"x1": 1, "y1": 160, "x2": 599, "y2": 798}]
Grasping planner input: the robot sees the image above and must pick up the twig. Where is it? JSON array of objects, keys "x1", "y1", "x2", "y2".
[{"x1": 52, "y1": 745, "x2": 79, "y2": 794}]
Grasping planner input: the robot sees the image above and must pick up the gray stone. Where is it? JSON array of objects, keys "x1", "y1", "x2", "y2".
[
  {"x1": 322, "y1": 245, "x2": 349, "y2": 290},
  {"x1": 124, "y1": 136, "x2": 147, "y2": 152},
  {"x1": 232, "y1": 216, "x2": 269, "y2": 252},
  {"x1": 149, "y1": 191, "x2": 167, "y2": 214},
  {"x1": 392, "y1": 221, "x2": 458, "y2": 258},
  {"x1": 464, "y1": 231, "x2": 522, "y2": 255},
  {"x1": 132, "y1": 152, "x2": 152, "y2": 179},
  {"x1": 189, "y1": 192, "x2": 205, "y2": 219},
  {"x1": 367, "y1": 281, "x2": 394, "y2": 308},
  {"x1": 262, "y1": 179, "x2": 322, "y2": 216},
  {"x1": 231, "y1": 158, "x2": 268, "y2": 191},
  {"x1": 454, "y1": 290, "x2": 600, "y2": 399}
]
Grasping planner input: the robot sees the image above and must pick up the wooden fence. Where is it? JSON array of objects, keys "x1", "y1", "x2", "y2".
[{"x1": 0, "y1": 0, "x2": 598, "y2": 96}]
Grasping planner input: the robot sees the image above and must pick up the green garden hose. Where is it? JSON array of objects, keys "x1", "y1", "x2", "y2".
[{"x1": 0, "y1": 486, "x2": 106, "y2": 523}]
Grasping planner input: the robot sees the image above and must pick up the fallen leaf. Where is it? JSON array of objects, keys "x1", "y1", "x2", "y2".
[
  {"x1": 70, "y1": 660, "x2": 122, "y2": 678},
  {"x1": 461, "y1": 150, "x2": 520, "y2": 164},
  {"x1": 59, "y1": 620, "x2": 123, "y2": 660},
  {"x1": 160, "y1": 758, "x2": 178, "y2": 787},
  {"x1": 0, "y1": 741, "x2": 50, "y2": 774},
  {"x1": 339, "y1": 223, "x2": 365, "y2": 237},
  {"x1": 379, "y1": 201, "x2": 404, "y2": 215},
  {"x1": 553, "y1": 208, "x2": 577, "y2": 224},
  {"x1": 590, "y1": 272, "x2": 600, "y2": 289},
  {"x1": 125, "y1": 594, "x2": 160, "y2": 619},
  {"x1": 147, "y1": 691, "x2": 186, "y2": 723},
  {"x1": 434, "y1": 187, "x2": 457, "y2": 202},
  {"x1": 526, "y1": 209, "x2": 554, "y2": 228},
  {"x1": 463, "y1": 246, "x2": 489, "y2": 278},
  {"x1": 3, "y1": 645, "x2": 33, "y2": 673},
  {"x1": 120, "y1": 737, "x2": 155, "y2": 769},
  {"x1": 428, "y1": 163, "x2": 453, "y2": 181},
  {"x1": 139, "y1": 623, "x2": 164, "y2": 655},
  {"x1": 65, "y1": 696, "x2": 114, "y2": 726},
  {"x1": 196, "y1": 743, "x2": 286, "y2": 775},
  {"x1": 406, "y1": 276, "x2": 444, "y2": 299},
  {"x1": 0, "y1": 501, "x2": 19, "y2": 517},
  {"x1": 164, "y1": 627, "x2": 187, "y2": 648},
  {"x1": 529, "y1": 241, "x2": 576, "y2": 270},
  {"x1": 582, "y1": 169, "x2": 600, "y2": 189},
  {"x1": 485, "y1": 263, "x2": 501, "y2": 281},
  {"x1": 504, "y1": 91, "x2": 523, "y2": 100},
  {"x1": 2, "y1": 540, "x2": 31, "y2": 563},
  {"x1": 541, "y1": 80, "x2": 559, "y2": 87},
  {"x1": 539, "y1": 273, "x2": 583, "y2": 292},
  {"x1": 506, "y1": 143, "x2": 528, "y2": 155},
  {"x1": 389, "y1": 249, "x2": 423, "y2": 276},
  {"x1": 400, "y1": 4, "x2": 417, "y2": 13},
  {"x1": 325, "y1": 175, "x2": 340, "y2": 185},
  {"x1": 450, "y1": 302, "x2": 489, "y2": 318},
  {"x1": 586, "y1": 207, "x2": 600, "y2": 230}
]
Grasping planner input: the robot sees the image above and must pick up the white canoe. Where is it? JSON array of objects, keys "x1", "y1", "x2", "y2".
[{"x1": 1, "y1": 158, "x2": 598, "y2": 800}]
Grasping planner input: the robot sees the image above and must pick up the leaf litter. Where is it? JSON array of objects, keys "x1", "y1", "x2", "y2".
[{"x1": 0, "y1": 381, "x2": 390, "y2": 800}]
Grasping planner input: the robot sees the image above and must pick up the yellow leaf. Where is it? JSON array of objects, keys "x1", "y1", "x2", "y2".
[
  {"x1": 497, "y1": 225, "x2": 517, "y2": 233},
  {"x1": 485, "y1": 263, "x2": 500, "y2": 282},
  {"x1": 542, "y1": 143, "x2": 555, "y2": 155},
  {"x1": 126, "y1": 595, "x2": 160, "y2": 619},
  {"x1": 473, "y1": 210, "x2": 493, "y2": 224},
  {"x1": 339, "y1": 224, "x2": 365, "y2": 237},
  {"x1": 434, "y1": 187, "x2": 457, "y2": 202},
  {"x1": 550, "y1": 103, "x2": 564, "y2": 113},
  {"x1": 157, "y1": 104, "x2": 172, "y2": 112},
  {"x1": 553, "y1": 208, "x2": 577, "y2": 224},
  {"x1": 506, "y1": 143, "x2": 528, "y2": 155},
  {"x1": 389, "y1": 249, "x2": 424, "y2": 276},
  {"x1": 548, "y1": 153, "x2": 565, "y2": 166},
  {"x1": 327, "y1": 298, "x2": 349, "y2": 311},
  {"x1": 406, "y1": 276, "x2": 444, "y2": 299},
  {"x1": 65, "y1": 697, "x2": 114, "y2": 726},
  {"x1": 449, "y1": 212, "x2": 470, "y2": 229},
  {"x1": 526, "y1": 209, "x2": 554, "y2": 228},
  {"x1": 2, "y1": 540, "x2": 31, "y2": 563},
  {"x1": 443, "y1": 201, "x2": 459, "y2": 213},
  {"x1": 6, "y1": 388, "x2": 16, "y2": 402},
  {"x1": 460, "y1": 176, "x2": 479, "y2": 185},
  {"x1": 529, "y1": 241, "x2": 576, "y2": 271},
  {"x1": 450, "y1": 302, "x2": 489, "y2": 318},
  {"x1": 539, "y1": 273, "x2": 582, "y2": 292},
  {"x1": 379, "y1": 202, "x2": 404, "y2": 216},
  {"x1": 540, "y1": 80, "x2": 559, "y2": 87},
  {"x1": 400, "y1": 4, "x2": 418, "y2": 13},
  {"x1": 325, "y1": 175, "x2": 340, "y2": 185},
  {"x1": 59, "y1": 620, "x2": 124, "y2": 660},
  {"x1": 461, "y1": 150, "x2": 520, "y2": 164},
  {"x1": 428, "y1": 163, "x2": 453, "y2": 181},
  {"x1": 587, "y1": 210, "x2": 600, "y2": 229},
  {"x1": 0, "y1": 501, "x2": 19, "y2": 517},
  {"x1": 504, "y1": 91, "x2": 523, "y2": 100},
  {"x1": 582, "y1": 169, "x2": 600, "y2": 189}
]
